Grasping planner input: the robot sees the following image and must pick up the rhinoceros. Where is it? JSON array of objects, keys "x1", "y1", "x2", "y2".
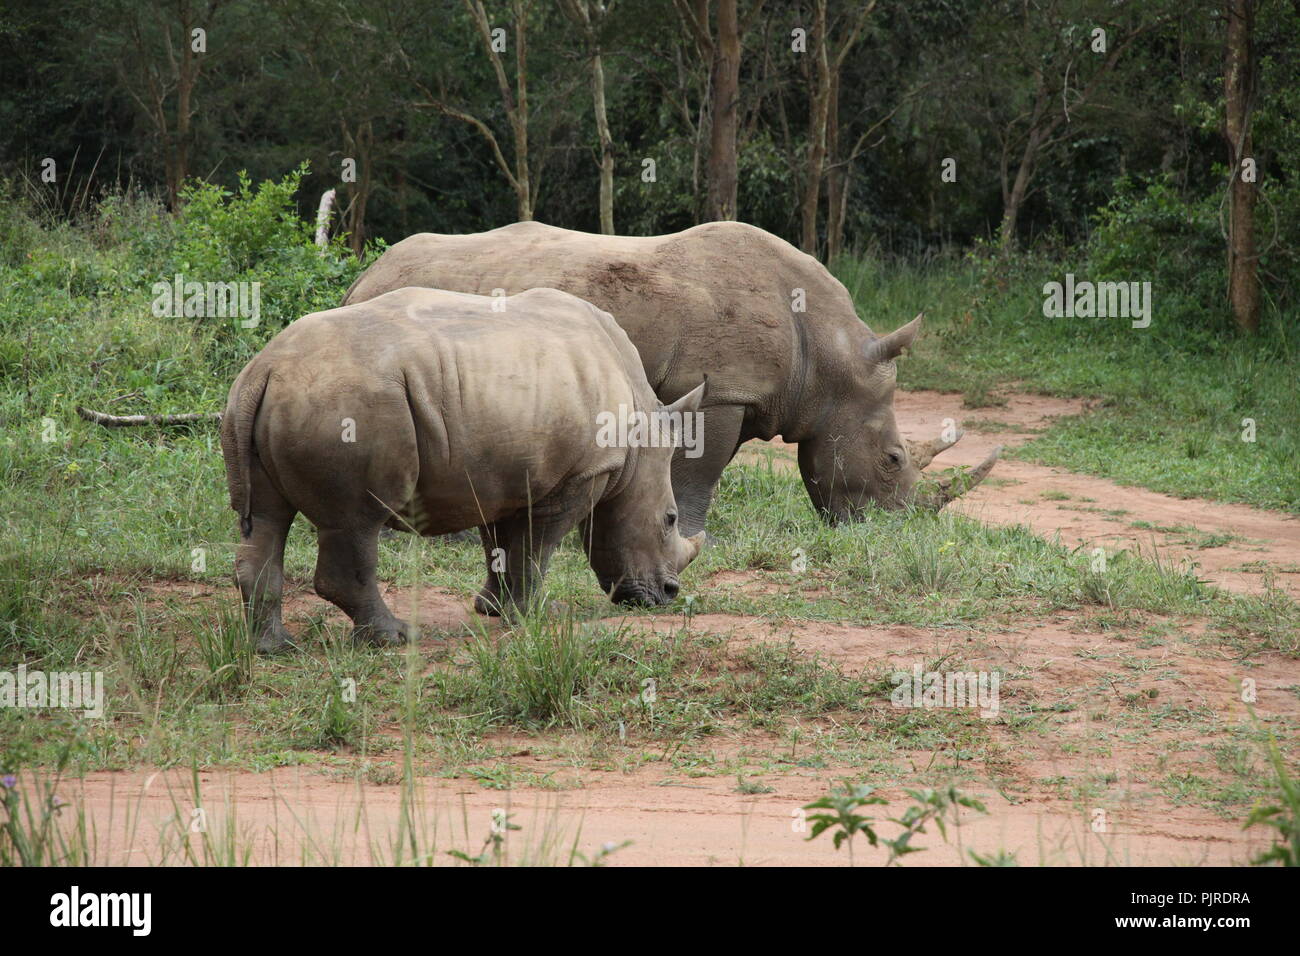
[
  {"x1": 342, "y1": 221, "x2": 997, "y2": 535},
  {"x1": 220, "y1": 286, "x2": 705, "y2": 652}
]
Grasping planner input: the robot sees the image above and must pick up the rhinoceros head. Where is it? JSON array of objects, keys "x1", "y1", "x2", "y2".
[
  {"x1": 797, "y1": 313, "x2": 999, "y2": 522},
  {"x1": 582, "y1": 381, "x2": 708, "y2": 605}
]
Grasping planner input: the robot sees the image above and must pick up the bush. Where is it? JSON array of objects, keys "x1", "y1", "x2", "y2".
[
  {"x1": 0, "y1": 181, "x2": 44, "y2": 268},
  {"x1": 1086, "y1": 172, "x2": 1300, "y2": 350},
  {"x1": 166, "y1": 163, "x2": 373, "y2": 375},
  {"x1": 174, "y1": 165, "x2": 316, "y2": 276},
  {"x1": 1085, "y1": 175, "x2": 1225, "y2": 343}
]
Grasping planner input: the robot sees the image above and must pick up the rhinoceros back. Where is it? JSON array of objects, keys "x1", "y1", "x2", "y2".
[
  {"x1": 225, "y1": 286, "x2": 645, "y2": 534},
  {"x1": 341, "y1": 221, "x2": 839, "y2": 434}
]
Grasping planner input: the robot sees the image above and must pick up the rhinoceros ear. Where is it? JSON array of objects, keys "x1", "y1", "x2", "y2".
[
  {"x1": 864, "y1": 312, "x2": 923, "y2": 365},
  {"x1": 664, "y1": 378, "x2": 706, "y2": 416}
]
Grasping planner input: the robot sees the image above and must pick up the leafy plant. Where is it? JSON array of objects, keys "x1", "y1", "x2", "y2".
[
  {"x1": 168, "y1": 163, "x2": 370, "y2": 375},
  {"x1": 1245, "y1": 718, "x2": 1300, "y2": 866},
  {"x1": 804, "y1": 779, "x2": 986, "y2": 865},
  {"x1": 447, "y1": 813, "x2": 522, "y2": 866}
]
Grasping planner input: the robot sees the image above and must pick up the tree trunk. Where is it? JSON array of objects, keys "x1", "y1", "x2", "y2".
[
  {"x1": 464, "y1": 0, "x2": 533, "y2": 221},
  {"x1": 1224, "y1": 0, "x2": 1259, "y2": 333},
  {"x1": 998, "y1": 127, "x2": 1041, "y2": 253},
  {"x1": 344, "y1": 119, "x2": 373, "y2": 257},
  {"x1": 800, "y1": 0, "x2": 830, "y2": 255},
  {"x1": 562, "y1": 0, "x2": 615, "y2": 233},
  {"x1": 511, "y1": 0, "x2": 532, "y2": 220},
  {"x1": 706, "y1": 0, "x2": 740, "y2": 221},
  {"x1": 174, "y1": 29, "x2": 194, "y2": 208},
  {"x1": 997, "y1": 71, "x2": 1050, "y2": 253},
  {"x1": 825, "y1": 71, "x2": 845, "y2": 262},
  {"x1": 315, "y1": 189, "x2": 336, "y2": 248},
  {"x1": 591, "y1": 48, "x2": 615, "y2": 233}
]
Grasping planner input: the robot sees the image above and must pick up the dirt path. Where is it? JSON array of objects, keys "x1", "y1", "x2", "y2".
[
  {"x1": 76, "y1": 592, "x2": 1300, "y2": 866},
  {"x1": 740, "y1": 389, "x2": 1300, "y2": 598},
  {"x1": 65, "y1": 762, "x2": 1263, "y2": 866},
  {"x1": 66, "y1": 389, "x2": 1299, "y2": 866}
]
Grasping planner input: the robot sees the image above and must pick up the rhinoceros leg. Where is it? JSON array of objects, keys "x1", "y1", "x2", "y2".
[
  {"x1": 235, "y1": 459, "x2": 297, "y2": 654},
  {"x1": 314, "y1": 524, "x2": 413, "y2": 646},
  {"x1": 473, "y1": 509, "x2": 573, "y2": 617},
  {"x1": 671, "y1": 404, "x2": 745, "y2": 538},
  {"x1": 474, "y1": 526, "x2": 506, "y2": 615}
]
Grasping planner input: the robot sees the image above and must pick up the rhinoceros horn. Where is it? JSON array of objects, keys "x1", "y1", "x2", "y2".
[
  {"x1": 906, "y1": 428, "x2": 965, "y2": 470},
  {"x1": 864, "y1": 312, "x2": 924, "y2": 365},
  {"x1": 916, "y1": 446, "x2": 1002, "y2": 510},
  {"x1": 682, "y1": 531, "x2": 706, "y2": 567}
]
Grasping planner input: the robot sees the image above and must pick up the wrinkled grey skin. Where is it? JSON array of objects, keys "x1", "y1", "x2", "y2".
[
  {"x1": 221, "y1": 286, "x2": 704, "y2": 653},
  {"x1": 343, "y1": 221, "x2": 996, "y2": 534}
]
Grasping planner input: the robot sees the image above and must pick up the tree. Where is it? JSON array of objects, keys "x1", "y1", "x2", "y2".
[
  {"x1": 983, "y1": 1, "x2": 1172, "y2": 252},
  {"x1": 280, "y1": 0, "x2": 416, "y2": 256},
  {"x1": 407, "y1": 0, "x2": 540, "y2": 222},
  {"x1": 560, "y1": 0, "x2": 617, "y2": 233},
  {"x1": 799, "y1": 0, "x2": 875, "y2": 257},
  {"x1": 103, "y1": 0, "x2": 227, "y2": 209},
  {"x1": 707, "y1": 0, "x2": 741, "y2": 221},
  {"x1": 675, "y1": 0, "x2": 765, "y2": 222},
  {"x1": 822, "y1": 57, "x2": 916, "y2": 262},
  {"x1": 1223, "y1": 0, "x2": 1259, "y2": 332}
]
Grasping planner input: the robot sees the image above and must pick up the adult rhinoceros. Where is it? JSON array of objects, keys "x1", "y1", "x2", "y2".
[
  {"x1": 221, "y1": 286, "x2": 705, "y2": 652},
  {"x1": 343, "y1": 221, "x2": 997, "y2": 535}
]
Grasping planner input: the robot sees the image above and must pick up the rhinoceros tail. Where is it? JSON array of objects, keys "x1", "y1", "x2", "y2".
[{"x1": 220, "y1": 365, "x2": 271, "y2": 539}]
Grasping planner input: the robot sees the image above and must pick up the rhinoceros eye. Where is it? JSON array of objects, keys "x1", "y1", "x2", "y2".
[{"x1": 665, "y1": 511, "x2": 678, "y2": 528}]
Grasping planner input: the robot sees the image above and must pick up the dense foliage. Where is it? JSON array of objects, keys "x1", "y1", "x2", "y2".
[{"x1": 0, "y1": 1, "x2": 1294, "y2": 325}]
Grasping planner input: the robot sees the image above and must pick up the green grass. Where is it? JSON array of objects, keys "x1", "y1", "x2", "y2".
[
  {"x1": 833, "y1": 254, "x2": 1300, "y2": 513},
  {"x1": 3, "y1": 269, "x2": 1298, "y2": 770},
  {"x1": 4, "y1": 446, "x2": 1296, "y2": 773},
  {"x1": 2, "y1": 183, "x2": 1299, "y2": 864}
]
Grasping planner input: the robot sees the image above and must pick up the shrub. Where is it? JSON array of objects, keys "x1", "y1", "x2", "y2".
[
  {"x1": 1086, "y1": 175, "x2": 1225, "y2": 344},
  {"x1": 166, "y1": 163, "x2": 372, "y2": 375}
]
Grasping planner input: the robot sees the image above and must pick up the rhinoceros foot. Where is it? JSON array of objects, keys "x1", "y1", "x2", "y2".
[
  {"x1": 255, "y1": 624, "x2": 297, "y2": 656},
  {"x1": 350, "y1": 619, "x2": 417, "y2": 647},
  {"x1": 473, "y1": 590, "x2": 503, "y2": 617},
  {"x1": 473, "y1": 589, "x2": 549, "y2": 621}
]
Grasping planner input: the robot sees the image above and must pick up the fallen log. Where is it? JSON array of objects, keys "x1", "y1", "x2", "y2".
[{"x1": 76, "y1": 406, "x2": 221, "y2": 427}]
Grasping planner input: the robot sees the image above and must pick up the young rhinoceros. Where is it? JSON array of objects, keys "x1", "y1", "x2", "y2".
[{"x1": 220, "y1": 286, "x2": 705, "y2": 653}]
